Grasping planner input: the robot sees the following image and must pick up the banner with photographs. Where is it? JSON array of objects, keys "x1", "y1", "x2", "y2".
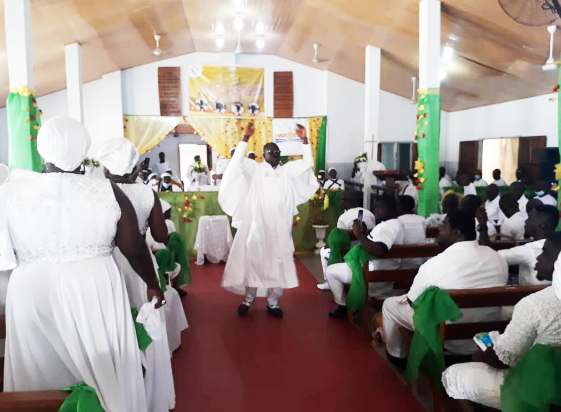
[
  {"x1": 189, "y1": 65, "x2": 265, "y2": 118},
  {"x1": 272, "y1": 118, "x2": 310, "y2": 156}
]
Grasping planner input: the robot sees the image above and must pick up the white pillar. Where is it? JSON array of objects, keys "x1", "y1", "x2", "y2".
[
  {"x1": 364, "y1": 45, "x2": 381, "y2": 161},
  {"x1": 419, "y1": 0, "x2": 441, "y2": 90},
  {"x1": 102, "y1": 71, "x2": 124, "y2": 138},
  {"x1": 4, "y1": 0, "x2": 34, "y2": 89},
  {"x1": 65, "y1": 43, "x2": 84, "y2": 123}
]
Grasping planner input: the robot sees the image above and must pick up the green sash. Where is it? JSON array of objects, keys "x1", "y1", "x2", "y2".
[
  {"x1": 167, "y1": 232, "x2": 190, "y2": 286},
  {"x1": 155, "y1": 249, "x2": 177, "y2": 292},
  {"x1": 130, "y1": 307, "x2": 152, "y2": 351},
  {"x1": 501, "y1": 344, "x2": 561, "y2": 412},
  {"x1": 405, "y1": 287, "x2": 462, "y2": 389},
  {"x1": 344, "y1": 245, "x2": 373, "y2": 310},
  {"x1": 327, "y1": 228, "x2": 350, "y2": 266},
  {"x1": 59, "y1": 382, "x2": 105, "y2": 412}
]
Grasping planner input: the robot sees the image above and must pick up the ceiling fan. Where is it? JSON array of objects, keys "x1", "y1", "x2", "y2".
[
  {"x1": 312, "y1": 43, "x2": 328, "y2": 63},
  {"x1": 153, "y1": 34, "x2": 166, "y2": 57},
  {"x1": 497, "y1": 0, "x2": 559, "y2": 26}
]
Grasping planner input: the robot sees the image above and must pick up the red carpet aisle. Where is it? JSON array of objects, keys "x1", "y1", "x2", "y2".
[{"x1": 171, "y1": 260, "x2": 425, "y2": 412}]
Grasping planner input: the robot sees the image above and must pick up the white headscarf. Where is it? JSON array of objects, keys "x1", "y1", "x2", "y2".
[
  {"x1": 553, "y1": 253, "x2": 561, "y2": 300},
  {"x1": 161, "y1": 172, "x2": 172, "y2": 179},
  {"x1": 97, "y1": 137, "x2": 139, "y2": 176},
  {"x1": 37, "y1": 117, "x2": 91, "y2": 171}
]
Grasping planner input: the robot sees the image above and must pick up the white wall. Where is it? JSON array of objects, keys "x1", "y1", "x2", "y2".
[{"x1": 445, "y1": 93, "x2": 558, "y2": 174}]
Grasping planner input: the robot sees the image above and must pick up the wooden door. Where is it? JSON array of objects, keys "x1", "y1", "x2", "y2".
[
  {"x1": 458, "y1": 141, "x2": 479, "y2": 174},
  {"x1": 518, "y1": 136, "x2": 546, "y2": 185}
]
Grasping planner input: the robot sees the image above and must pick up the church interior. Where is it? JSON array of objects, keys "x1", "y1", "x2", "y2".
[{"x1": 0, "y1": 0, "x2": 561, "y2": 411}]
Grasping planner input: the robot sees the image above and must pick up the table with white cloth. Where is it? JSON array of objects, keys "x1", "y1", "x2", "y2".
[{"x1": 194, "y1": 215, "x2": 233, "y2": 265}]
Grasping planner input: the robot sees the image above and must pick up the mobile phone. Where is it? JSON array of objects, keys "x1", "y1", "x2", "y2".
[
  {"x1": 358, "y1": 210, "x2": 364, "y2": 222},
  {"x1": 473, "y1": 332, "x2": 495, "y2": 351}
]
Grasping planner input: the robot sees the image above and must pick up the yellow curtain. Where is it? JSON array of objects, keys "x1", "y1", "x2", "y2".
[
  {"x1": 123, "y1": 115, "x2": 181, "y2": 154},
  {"x1": 187, "y1": 117, "x2": 323, "y2": 165}
]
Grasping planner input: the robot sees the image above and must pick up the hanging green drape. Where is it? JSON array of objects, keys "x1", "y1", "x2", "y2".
[
  {"x1": 315, "y1": 116, "x2": 327, "y2": 173},
  {"x1": 7, "y1": 87, "x2": 42, "y2": 172},
  {"x1": 416, "y1": 90, "x2": 440, "y2": 217}
]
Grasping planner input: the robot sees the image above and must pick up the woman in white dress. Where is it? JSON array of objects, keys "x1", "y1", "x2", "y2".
[
  {"x1": 0, "y1": 117, "x2": 166, "y2": 412},
  {"x1": 98, "y1": 137, "x2": 183, "y2": 411}
]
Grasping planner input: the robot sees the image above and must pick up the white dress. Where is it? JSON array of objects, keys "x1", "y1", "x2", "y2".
[
  {"x1": 113, "y1": 183, "x2": 178, "y2": 412},
  {"x1": 0, "y1": 173, "x2": 147, "y2": 412}
]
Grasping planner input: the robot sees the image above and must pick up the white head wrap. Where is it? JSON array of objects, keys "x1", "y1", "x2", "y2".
[
  {"x1": 328, "y1": 167, "x2": 336, "y2": 173},
  {"x1": 553, "y1": 253, "x2": 561, "y2": 300},
  {"x1": 147, "y1": 173, "x2": 158, "y2": 180},
  {"x1": 97, "y1": 138, "x2": 139, "y2": 176},
  {"x1": 37, "y1": 117, "x2": 91, "y2": 171},
  {"x1": 161, "y1": 172, "x2": 172, "y2": 179},
  {"x1": 160, "y1": 199, "x2": 171, "y2": 214}
]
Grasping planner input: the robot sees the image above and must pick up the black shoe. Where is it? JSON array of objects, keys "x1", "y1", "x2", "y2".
[
  {"x1": 328, "y1": 305, "x2": 348, "y2": 320},
  {"x1": 267, "y1": 305, "x2": 284, "y2": 318},
  {"x1": 385, "y1": 350, "x2": 408, "y2": 371},
  {"x1": 238, "y1": 302, "x2": 251, "y2": 316},
  {"x1": 177, "y1": 288, "x2": 188, "y2": 298}
]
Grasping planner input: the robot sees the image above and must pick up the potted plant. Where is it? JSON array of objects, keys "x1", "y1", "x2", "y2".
[
  {"x1": 353, "y1": 152, "x2": 368, "y2": 183},
  {"x1": 82, "y1": 158, "x2": 100, "y2": 176},
  {"x1": 311, "y1": 188, "x2": 330, "y2": 253}
]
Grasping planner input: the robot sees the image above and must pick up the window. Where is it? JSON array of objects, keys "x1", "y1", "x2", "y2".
[{"x1": 379, "y1": 142, "x2": 415, "y2": 173}]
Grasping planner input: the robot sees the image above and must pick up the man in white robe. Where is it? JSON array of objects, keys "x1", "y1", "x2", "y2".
[
  {"x1": 219, "y1": 123, "x2": 318, "y2": 318},
  {"x1": 364, "y1": 157, "x2": 386, "y2": 210},
  {"x1": 154, "y1": 152, "x2": 170, "y2": 176}
]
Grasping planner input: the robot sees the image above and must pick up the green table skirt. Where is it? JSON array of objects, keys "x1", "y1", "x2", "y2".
[{"x1": 159, "y1": 190, "x2": 344, "y2": 258}]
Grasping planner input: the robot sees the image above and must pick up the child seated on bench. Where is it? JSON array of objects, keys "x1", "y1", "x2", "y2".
[
  {"x1": 382, "y1": 209, "x2": 508, "y2": 368},
  {"x1": 442, "y1": 232, "x2": 561, "y2": 410}
]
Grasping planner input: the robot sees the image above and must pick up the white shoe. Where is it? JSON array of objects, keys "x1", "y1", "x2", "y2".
[{"x1": 317, "y1": 282, "x2": 330, "y2": 291}]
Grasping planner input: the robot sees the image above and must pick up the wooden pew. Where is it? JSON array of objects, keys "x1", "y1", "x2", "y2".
[
  {"x1": 0, "y1": 315, "x2": 68, "y2": 411},
  {"x1": 402, "y1": 285, "x2": 548, "y2": 412}
]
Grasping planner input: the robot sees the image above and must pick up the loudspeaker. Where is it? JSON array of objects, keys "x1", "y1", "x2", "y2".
[{"x1": 537, "y1": 148, "x2": 560, "y2": 182}]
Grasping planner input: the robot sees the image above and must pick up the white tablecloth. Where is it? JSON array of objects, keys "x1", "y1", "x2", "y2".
[{"x1": 194, "y1": 215, "x2": 233, "y2": 265}]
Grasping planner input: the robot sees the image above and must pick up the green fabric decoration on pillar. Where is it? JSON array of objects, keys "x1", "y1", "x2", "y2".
[
  {"x1": 327, "y1": 228, "x2": 351, "y2": 266},
  {"x1": 416, "y1": 90, "x2": 441, "y2": 217},
  {"x1": 501, "y1": 344, "x2": 561, "y2": 412},
  {"x1": 131, "y1": 307, "x2": 152, "y2": 351},
  {"x1": 59, "y1": 382, "x2": 105, "y2": 412},
  {"x1": 344, "y1": 244, "x2": 374, "y2": 310},
  {"x1": 315, "y1": 116, "x2": 327, "y2": 173},
  {"x1": 167, "y1": 232, "x2": 191, "y2": 286},
  {"x1": 7, "y1": 92, "x2": 42, "y2": 172},
  {"x1": 405, "y1": 286, "x2": 462, "y2": 389}
]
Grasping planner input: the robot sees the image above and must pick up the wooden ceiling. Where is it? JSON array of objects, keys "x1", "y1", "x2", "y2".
[{"x1": 0, "y1": 0, "x2": 559, "y2": 111}]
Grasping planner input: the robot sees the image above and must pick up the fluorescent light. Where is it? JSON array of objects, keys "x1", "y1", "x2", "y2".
[
  {"x1": 215, "y1": 23, "x2": 224, "y2": 33},
  {"x1": 256, "y1": 38, "x2": 265, "y2": 49},
  {"x1": 442, "y1": 46, "x2": 454, "y2": 61},
  {"x1": 256, "y1": 22, "x2": 265, "y2": 32},
  {"x1": 215, "y1": 37, "x2": 225, "y2": 47},
  {"x1": 234, "y1": 17, "x2": 244, "y2": 31},
  {"x1": 439, "y1": 67, "x2": 447, "y2": 80}
]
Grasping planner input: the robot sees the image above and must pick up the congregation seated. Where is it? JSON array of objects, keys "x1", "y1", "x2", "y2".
[
  {"x1": 326, "y1": 196, "x2": 403, "y2": 319},
  {"x1": 317, "y1": 191, "x2": 376, "y2": 290},
  {"x1": 497, "y1": 193, "x2": 526, "y2": 240},
  {"x1": 526, "y1": 197, "x2": 544, "y2": 215},
  {"x1": 397, "y1": 195, "x2": 426, "y2": 268},
  {"x1": 473, "y1": 168, "x2": 487, "y2": 187},
  {"x1": 323, "y1": 167, "x2": 345, "y2": 190},
  {"x1": 492, "y1": 168, "x2": 507, "y2": 187},
  {"x1": 461, "y1": 194, "x2": 497, "y2": 238},
  {"x1": 479, "y1": 204, "x2": 559, "y2": 286},
  {"x1": 484, "y1": 184, "x2": 504, "y2": 224},
  {"x1": 534, "y1": 180, "x2": 557, "y2": 207},
  {"x1": 458, "y1": 172, "x2": 476, "y2": 196},
  {"x1": 426, "y1": 192, "x2": 459, "y2": 228},
  {"x1": 442, "y1": 232, "x2": 561, "y2": 410},
  {"x1": 381, "y1": 209, "x2": 508, "y2": 368},
  {"x1": 439, "y1": 166, "x2": 452, "y2": 194},
  {"x1": 509, "y1": 181, "x2": 528, "y2": 216}
]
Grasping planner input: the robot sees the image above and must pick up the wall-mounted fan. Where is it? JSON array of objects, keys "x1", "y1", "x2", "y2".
[{"x1": 498, "y1": 0, "x2": 559, "y2": 26}]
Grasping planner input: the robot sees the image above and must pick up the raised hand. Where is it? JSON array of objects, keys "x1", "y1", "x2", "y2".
[
  {"x1": 243, "y1": 122, "x2": 255, "y2": 142},
  {"x1": 296, "y1": 124, "x2": 308, "y2": 144}
]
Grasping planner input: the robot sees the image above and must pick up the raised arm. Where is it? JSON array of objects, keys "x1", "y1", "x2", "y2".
[
  {"x1": 476, "y1": 206, "x2": 491, "y2": 247},
  {"x1": 352, "y1": 220, "x2": 390, "y2": 258},
  {"x1": 297, "y1": 124, "x2": 314, "y2": 168},
  {"x1": 111, "y1": 182, "x2": 165, "y2": 308}
]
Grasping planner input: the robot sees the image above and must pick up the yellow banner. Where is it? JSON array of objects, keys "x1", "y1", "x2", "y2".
[{"x1": 189, "y1": 65, "x2": 265, "y2": 117}]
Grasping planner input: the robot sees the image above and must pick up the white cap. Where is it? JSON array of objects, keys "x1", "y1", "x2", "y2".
[{"x1": 97, "y1": 137, "x2": 139, "y2": 176}]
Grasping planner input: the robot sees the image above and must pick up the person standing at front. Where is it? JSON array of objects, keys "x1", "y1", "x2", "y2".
[{"x1": 218, "y1": 123, "x2": 318, "y2": 318}]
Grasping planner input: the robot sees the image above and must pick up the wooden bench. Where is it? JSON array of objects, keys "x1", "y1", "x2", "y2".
[
  {"x1": 401, "y1": 285, "x2": 548, "y2": 412},
  {"x1": 0, "y1": 315, "x2": 68, "y2": 411}
]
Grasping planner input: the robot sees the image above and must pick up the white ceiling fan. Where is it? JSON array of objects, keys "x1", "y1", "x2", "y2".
[
  {"x1": 312, "y1": 43, "x2": 328, "y2": 63},
  {"x1": 153, "y1": 34, "x2": 167, "y2": 57}
]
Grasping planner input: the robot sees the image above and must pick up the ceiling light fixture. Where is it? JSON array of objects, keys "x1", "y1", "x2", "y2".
[
  {"x1": 256, "y1": 22, "x2": 265, "y2": 32},
  {"x1": 439, "y1": 67, "x2": 447, "y2": 80},
  {"x1": 543, "y1": 25, "x2": 557, "y2": 70},
  {"x1": 216, "y1": 37, "x2": 225, "y2": 48},
  {"x1": 234, "y1": 17, "x2": 244, "y2": 31},
  {"x1": 256, "y1": 38, "x2": 265, "y2": 49},
  {"x1": 442, "y1": 45, "x2": 454, "y2": 61}
]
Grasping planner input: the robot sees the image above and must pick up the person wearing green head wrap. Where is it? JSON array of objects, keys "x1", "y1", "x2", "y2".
[
  {"x1": 442, "y1": 232, "x2": 561, "y2": 411},
  {"x1": 317, "y1": 190, "x2": 375, "y2": 291}
]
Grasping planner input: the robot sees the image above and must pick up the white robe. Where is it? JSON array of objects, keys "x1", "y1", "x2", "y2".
[
  {"x1": 219, "y1": 142, "x2": 318, "y2": 296},
  {"x1": 364, "y1": 159, "x2": 386, "y2": 210}
]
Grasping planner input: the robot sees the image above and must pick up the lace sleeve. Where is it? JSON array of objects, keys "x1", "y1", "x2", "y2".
[{"x1": 494, "y1": 296, "x2": 538, "y2": 366}]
